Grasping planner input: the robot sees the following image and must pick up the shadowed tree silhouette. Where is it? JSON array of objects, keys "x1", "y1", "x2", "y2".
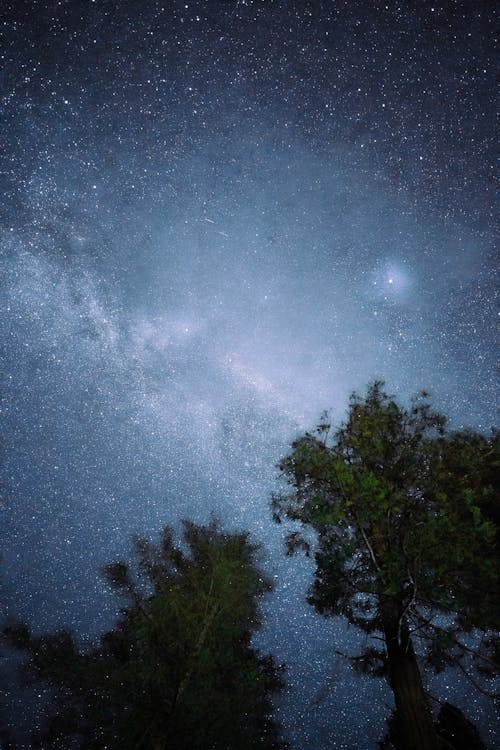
[
  {"x1": 273, "y1": 382, "x2": 499, "y2": 750},
  {"x1": 3, "y1": 520, "x2": 287, "y2": 750},
  {"x1": 379, "y1": 703, "x2": 487, "y2": 750}
]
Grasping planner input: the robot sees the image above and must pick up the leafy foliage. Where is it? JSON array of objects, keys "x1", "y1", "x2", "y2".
[
  {"x1": 3, "y1": 521, "x2": 287, "y2": 750},
  {"x1": 273, "y1": 381, "x2": 499, "y2": 749},
  {"x1": 274, "y1": 381, "x2": 499, "y2": 642}
]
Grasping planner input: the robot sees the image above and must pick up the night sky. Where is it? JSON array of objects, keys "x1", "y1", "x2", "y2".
[{"x1": 1, "y1": 1, "x2": 498, "y2": 747}]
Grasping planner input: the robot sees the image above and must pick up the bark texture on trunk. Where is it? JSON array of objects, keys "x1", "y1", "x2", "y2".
[{"x1": 381, "y1": 601, "x2": 441, "y2": 750}]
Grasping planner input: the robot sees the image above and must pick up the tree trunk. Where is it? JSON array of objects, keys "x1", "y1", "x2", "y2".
[{"x1": 381, "y1": 602, "x2": 441, "y2": 750}]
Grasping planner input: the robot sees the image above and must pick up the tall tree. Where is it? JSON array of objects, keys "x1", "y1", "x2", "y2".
[
  {"x1": 273, "y1": 382, "x2": 499, "y2": 750},
  {"x1": 4, "y1": 521, "x2": 287, "y2": 749}
]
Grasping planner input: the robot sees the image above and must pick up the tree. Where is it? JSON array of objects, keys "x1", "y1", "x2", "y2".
[
  {"x1": 3, "y1": 521, "x2": 287, "y2": 749},
  {"x1": 272, "y1": 382, "x2": 499, "y2": 750},
  {"x1": 379, "y1": 703, "x2": 487, "y2": 750}
]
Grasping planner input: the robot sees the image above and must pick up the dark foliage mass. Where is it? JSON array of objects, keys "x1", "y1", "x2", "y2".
[
  {"x1": 380, "y1": 703, "x2": 487, "y2": 750},
  {"x1": 1, "y1": 382, "x2": 498, "y2": 749},
  {"x1": 274, "y1": 382, "x2": 499, "y2": 750},
  {"x1": 3, "y1": 521, "x2": 287, "y2": 750}
]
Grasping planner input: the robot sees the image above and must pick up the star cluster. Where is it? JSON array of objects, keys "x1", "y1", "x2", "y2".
[{"x1": 1, "y1": 2, "x2": 497, "y2": 748}]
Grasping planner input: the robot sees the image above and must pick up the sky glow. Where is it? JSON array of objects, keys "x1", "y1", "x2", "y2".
[{"x1": 1, "y1": 2, "x2": 497, "y2": 747}]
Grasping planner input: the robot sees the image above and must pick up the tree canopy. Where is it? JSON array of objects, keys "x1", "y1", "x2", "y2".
[
  {"x1": 4, "y1": 520, "x2": 287, "y2": 750},
  {"x1": 273, "y1": 381, "x2": 499, "y2": 750}
]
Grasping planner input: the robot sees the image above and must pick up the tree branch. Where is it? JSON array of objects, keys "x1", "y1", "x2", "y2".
[
  {"x1": 398, "y1": 571, "x2": 417, "y2": 651},
  {"x1": 172, "y1": 575, "x2": 220, "y2": 712},
  {"x1": 452, "y1": 654, "x2": 500, "y2": 700},
  {"x1": 352, "y1": 510, "x2": 382, "y2": 575}
]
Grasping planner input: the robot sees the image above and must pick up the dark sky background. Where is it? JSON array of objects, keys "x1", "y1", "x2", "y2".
[{"x1": 1, "y1": 1, "x2": 498, "y2": 747}]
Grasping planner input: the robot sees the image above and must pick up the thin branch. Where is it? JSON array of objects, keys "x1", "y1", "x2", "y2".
[
  {"x1": 412, "y1": 615, "x2": 499, "y2": 670},
  {"x1": 172, "y1": 599, "x2": 221, "y2": 710},
  {"x1": 452, "y1": 655, "x2": 500, "y2": 700},
  {"x1": 398, "y1": 571, "x2": 417, "y2": 651},
  {"x1": 353, "y1": 512, "x2": 382, "y2": 574},
  {"x1": 408, "y1": 611, "x2": 437, "y2": 636}
]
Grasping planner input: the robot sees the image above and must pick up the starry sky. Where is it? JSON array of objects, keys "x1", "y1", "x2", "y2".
[{"x1": 1, "y1": 1, "x2": 498, "y2": 747}]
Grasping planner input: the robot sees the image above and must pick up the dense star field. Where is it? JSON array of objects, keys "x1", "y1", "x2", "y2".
[{"x1": 1, "y1": 1, "x2": 497, "y2": 748}]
